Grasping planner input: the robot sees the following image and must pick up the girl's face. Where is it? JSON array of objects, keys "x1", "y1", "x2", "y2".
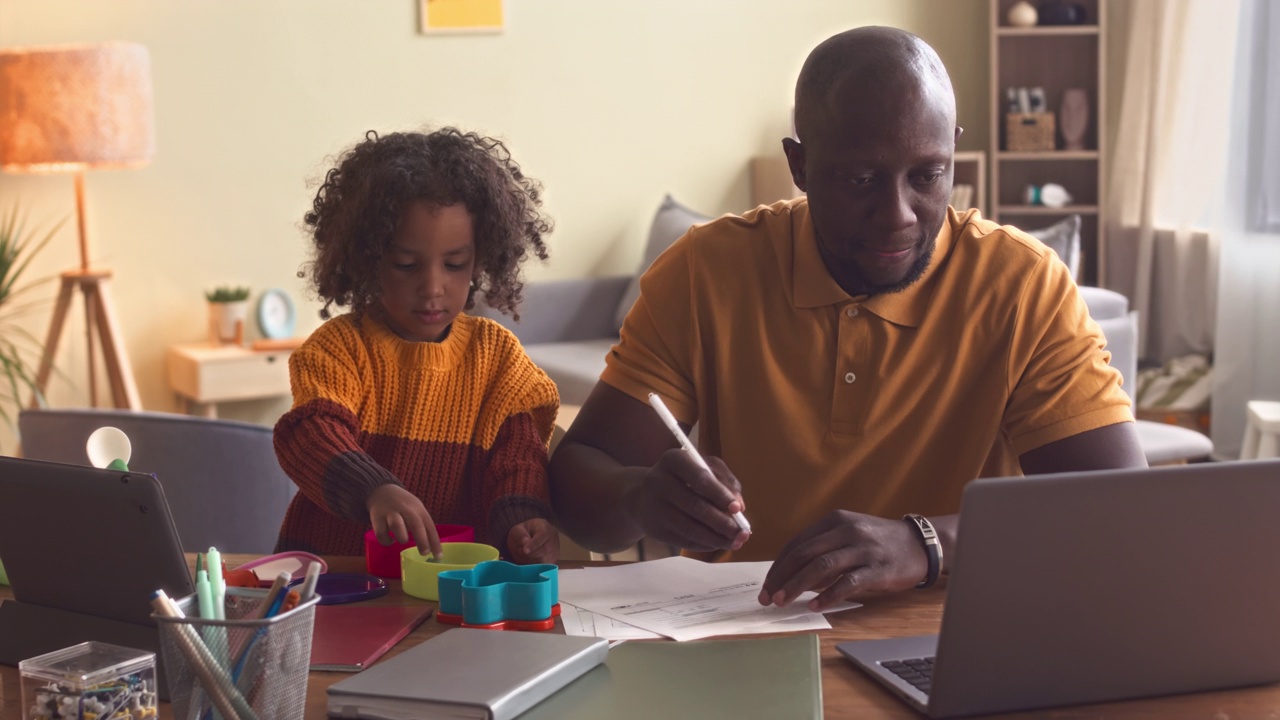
[{"x1": 376, "y1": 201, "x2": 476, "y2": 343}]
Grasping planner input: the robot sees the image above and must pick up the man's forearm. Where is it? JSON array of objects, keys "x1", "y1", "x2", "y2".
[{"x1": 548, "y1": 441, "x2": 650, "y2": 553}]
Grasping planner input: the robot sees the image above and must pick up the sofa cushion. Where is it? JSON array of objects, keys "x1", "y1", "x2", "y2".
[
  {"x1": 524, "y1": 339, "x2": 617, "y2": 407},
  {"x1": 613, "y1": 195, "x2": 712, "y2": 331},
  {"x1": 1026, "y1": 214, "x2": 1082, "y2": 280}
]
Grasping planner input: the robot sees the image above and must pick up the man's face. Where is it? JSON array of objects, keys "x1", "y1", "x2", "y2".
[
  {"x1": 376, "y1": 201, "x2": 476, "y2": 343},
  {"x1": 785, "y1": 82, "x2": 956, "y2": 296}
]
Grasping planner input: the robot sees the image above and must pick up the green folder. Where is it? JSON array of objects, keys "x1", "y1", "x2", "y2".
[{"x1": 520, "y1": 633, "x2": 823, "y2": 719}]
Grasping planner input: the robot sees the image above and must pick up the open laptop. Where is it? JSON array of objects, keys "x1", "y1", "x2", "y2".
[
  {"x1": 838, "y1": 459, "x2": 1280, "y2": 718},
  {"x1": 0, "y1": 456, "x2": 193, "y2": 688}
]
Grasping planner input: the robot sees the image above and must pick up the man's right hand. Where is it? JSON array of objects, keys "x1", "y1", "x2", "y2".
[
  {"x1": 367, "y1": 483, "x2": 444, "y2": 560},
  {"x1": 623, "y1": 448, "x2": 750, "y2": 552}
]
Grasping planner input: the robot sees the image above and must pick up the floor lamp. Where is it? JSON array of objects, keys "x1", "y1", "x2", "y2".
[{"x1": 0, "y1": 42, "x2": 155, "y2": 410}]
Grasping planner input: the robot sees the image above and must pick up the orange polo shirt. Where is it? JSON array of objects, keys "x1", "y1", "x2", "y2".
[{"x1": 601, "y1": 199, "x2": 1133, "y2": 561}]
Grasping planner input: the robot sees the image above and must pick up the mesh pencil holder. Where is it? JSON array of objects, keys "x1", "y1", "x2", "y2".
[{"x1": 153, "y1": 587, "x2": 318, "y2": 720}]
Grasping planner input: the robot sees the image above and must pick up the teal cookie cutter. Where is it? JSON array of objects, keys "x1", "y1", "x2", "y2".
[{"x1": 436, "y1": 560, "x2": 560, "y2": 630}]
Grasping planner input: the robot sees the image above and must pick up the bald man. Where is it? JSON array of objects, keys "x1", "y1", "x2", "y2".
[{"x1": 549, "y1": 27, "x2": 1145, "y2": 608}]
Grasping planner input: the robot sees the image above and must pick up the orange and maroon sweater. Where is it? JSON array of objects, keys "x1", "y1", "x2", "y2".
[{"x1": 273, "y1": 312, "x2": 559, "y2": 556}]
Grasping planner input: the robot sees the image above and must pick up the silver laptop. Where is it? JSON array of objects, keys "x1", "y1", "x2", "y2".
[
  {"x1": 0, "y1": 456, "x2": 193, "y2": 683},
  {"x1": 839, "y1": 459, "x2": 1280, "y2": 718}
]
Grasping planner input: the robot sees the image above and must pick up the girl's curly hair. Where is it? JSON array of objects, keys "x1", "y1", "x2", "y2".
[{"x1": 300, "y1": 127, "x2": 552, "y2": 320}]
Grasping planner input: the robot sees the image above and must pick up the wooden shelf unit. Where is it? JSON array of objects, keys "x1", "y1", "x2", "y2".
[
  {"x1": 953, "y1": 150, "x2": 987, "y2": 216},
  {"x1": 989, "y1": 0, "x2": 1107, "y2": 284}
]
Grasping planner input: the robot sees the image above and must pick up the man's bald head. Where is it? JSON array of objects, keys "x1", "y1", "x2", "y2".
[
  {"x1": 794, "y1": 27, "x2": 955, "y2": 145},
  {"x1": 781, "y1": 27, "x2": 959, "y2": 297}
]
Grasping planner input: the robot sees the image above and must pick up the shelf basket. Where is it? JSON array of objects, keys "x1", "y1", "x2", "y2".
[{"x1": 1005, "y1": 112, "x2": 1056, "y2": 152}]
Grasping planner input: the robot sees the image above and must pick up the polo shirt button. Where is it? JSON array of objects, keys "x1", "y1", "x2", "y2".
[
  {"x1": 844, "y1": 371, "x2": 856, "y2": 383},
  {"x1": 846, "y1": 307, "x2": 859, "y2": 318}
]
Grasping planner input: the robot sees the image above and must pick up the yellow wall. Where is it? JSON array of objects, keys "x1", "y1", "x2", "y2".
[{"x1": 0, "y1": 0, "x2": 986, "y2": 450}]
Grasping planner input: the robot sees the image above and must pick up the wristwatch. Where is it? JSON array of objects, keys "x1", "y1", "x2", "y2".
[{"x1": 903, "y1": 513, "x2": 942, "y2": 589}]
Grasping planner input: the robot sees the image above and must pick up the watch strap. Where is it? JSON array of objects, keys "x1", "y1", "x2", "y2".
[{"x1": 903, "y1": 513, "x2": 942, "y2": 589}]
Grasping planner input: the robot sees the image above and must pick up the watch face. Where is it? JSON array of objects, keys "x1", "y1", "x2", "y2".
[{"x1": 257, "y1": 289, "x2": 296, "y2": 339}]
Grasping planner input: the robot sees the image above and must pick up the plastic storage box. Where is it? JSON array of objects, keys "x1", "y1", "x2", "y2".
[{"x1": 19, "y1": 641, "x2": 157, "y2": 720}]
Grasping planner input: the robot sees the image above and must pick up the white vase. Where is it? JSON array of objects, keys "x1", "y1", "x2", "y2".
[
  {"x1": 1008, "y1": 0, "x2": 1038, "y2": 27},
  {"x1": 209, "y1": 300, "x2": 249, "y2": 345},
  {"x1": 1059, "y1": 88, "x2": 1090, "y2": 151}
]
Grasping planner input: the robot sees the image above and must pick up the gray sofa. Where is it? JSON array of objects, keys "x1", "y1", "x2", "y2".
[
  {"x1": 476, "y1": 194, "x2": 712, "y2": 407},
  {"x1": 1079, "y1": 286, "x2": 1215, "y2": 464},
  {"x1": 475, "y1": 273, "x2": 629, "y2": 407}
]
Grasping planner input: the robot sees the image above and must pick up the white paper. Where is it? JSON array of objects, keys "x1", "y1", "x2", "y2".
[
  {"x1": 559, "y1": 556, "x2": 859, "y2": 642},
  {"x1": 560, "y1": 602, "x2": 663, "y2": 640}
]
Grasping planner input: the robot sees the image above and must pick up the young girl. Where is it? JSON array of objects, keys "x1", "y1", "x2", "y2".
[{"x1": 274, "y1": 127, "x2": 560, "y2": 564}]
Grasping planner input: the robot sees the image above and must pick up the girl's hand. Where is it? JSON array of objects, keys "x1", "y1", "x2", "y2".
[
  {"x1": 507, "y1": 518, "x2": 560, "y2": 564},
  {"x1": 367, "y1": 484, "x2": 444, "y2": 560}
]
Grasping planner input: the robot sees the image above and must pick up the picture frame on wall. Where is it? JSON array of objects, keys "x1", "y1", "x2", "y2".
[{"x1": 419, "y1": 0, "x2": 504, "y2": 34}]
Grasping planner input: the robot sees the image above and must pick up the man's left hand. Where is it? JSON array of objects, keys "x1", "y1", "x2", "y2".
[{"x1": 758, "y1": 510, "x2": 930, "y2": 610}]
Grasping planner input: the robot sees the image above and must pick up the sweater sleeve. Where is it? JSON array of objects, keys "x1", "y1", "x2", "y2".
[
  {"x1": 274, "y1": 325, "x2": 402, "y2": 523},
  {"x1": 475, "y1": 330, "x2": 560, "y2": 548},
  {"x1": 485, "y1": 412, "x2": 556, "y2": 549}
]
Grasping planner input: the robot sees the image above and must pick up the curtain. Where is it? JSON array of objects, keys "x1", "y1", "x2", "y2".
[
  {"x1": 1248, "y1": 0, "x2": 1280, "y2": 232},
  {"x1": 1211, "y1": 0, "x2": 1280, "y2": 459},
  {"x1": 1105, "y1": 0, "x2": 1240, "y2": 363}
]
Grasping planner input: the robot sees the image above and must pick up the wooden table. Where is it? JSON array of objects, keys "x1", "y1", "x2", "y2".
[{"x1": 4, "y1": 555, "x2": 1279, "y2": 719}]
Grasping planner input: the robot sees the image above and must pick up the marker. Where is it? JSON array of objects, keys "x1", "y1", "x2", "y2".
[
  {"x1": 646, "y1": 392, "x2": 752, "y2": 534},
  {"x1": 206, "y1": 547, "x2": 226, "y2": 620},
  {"x1": 298, "y1": 561, "x2": 322, "y2": 603},
  {"x1": 205, "y1": 546, "x2": 230, "y2": 680},
  {"x1": 195, "y1": 554, "x2": 215, "y2": 620}
]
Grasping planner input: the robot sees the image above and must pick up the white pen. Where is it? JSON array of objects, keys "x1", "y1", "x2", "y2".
[{"x1": 647, "y1": 392, "x2": 752, "y2": 534}]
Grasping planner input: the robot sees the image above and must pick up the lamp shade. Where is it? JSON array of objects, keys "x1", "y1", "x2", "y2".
[{"x1": 0, "y1": 42, "x2": 154, "y2": 172}]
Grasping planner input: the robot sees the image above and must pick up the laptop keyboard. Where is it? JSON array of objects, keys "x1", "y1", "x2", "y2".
[{"x1": 881, "y1": 657, "x2": 935, "y2": 694}]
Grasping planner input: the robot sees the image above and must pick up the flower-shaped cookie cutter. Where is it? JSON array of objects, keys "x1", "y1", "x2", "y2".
[{"x1": 436, "y1": 560, "x2": 560, "y2": 631}]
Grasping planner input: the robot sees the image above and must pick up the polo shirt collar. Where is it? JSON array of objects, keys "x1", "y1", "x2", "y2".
[{"x1": 791, "y1": 204, "x2": 963, "y2": 328}]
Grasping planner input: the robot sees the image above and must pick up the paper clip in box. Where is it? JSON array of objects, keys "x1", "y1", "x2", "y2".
[{"x1": 20, "y1": 641, "x2": 158, "y2": 720}]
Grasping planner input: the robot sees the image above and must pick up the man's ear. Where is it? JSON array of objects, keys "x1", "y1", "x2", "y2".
[
  {"x1": 954, "y1": 126, "x2": 964, "y2": 145},
  {"x1": 781, "y1": 138, "x2": 807, "y2": 193}
]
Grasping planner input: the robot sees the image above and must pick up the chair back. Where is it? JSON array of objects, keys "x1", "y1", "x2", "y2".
[
  {"x1": 1079, "y1": 288, "x2": 1215, "y2": 463},
  {"x1": 1080, "y1": 286, "x2": 1137, "y2": 398},
  {"x1": 17, "y1": 408, "x2": 295, "y2": 553}
]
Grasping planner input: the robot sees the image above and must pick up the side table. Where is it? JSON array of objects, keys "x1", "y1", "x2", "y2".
[{"x1": 166, "y1": 343, "x2": 292, "y2": 418}]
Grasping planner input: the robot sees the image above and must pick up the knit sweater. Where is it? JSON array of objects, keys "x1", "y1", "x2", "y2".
[{"x1": 273, "y1": 312, "x2": 559, "y2": 556}]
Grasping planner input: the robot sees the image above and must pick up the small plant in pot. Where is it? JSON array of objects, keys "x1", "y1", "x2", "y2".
[{"x1": 205, "y1": 285, "x2": 251, "y2": 346}]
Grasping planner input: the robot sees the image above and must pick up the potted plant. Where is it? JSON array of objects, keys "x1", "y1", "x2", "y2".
[
  {"x1": 205, "y1": 285, "x2": 251, "y2": 346},
  {"x1": 0, "y1": 204, "x2": 65, "y2": 442}
]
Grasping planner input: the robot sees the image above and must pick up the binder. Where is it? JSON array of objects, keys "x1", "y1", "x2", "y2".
[
  {"x1": 521, "y1": 633, "x2": 823, "y2": 719},
  {"x1": 326, "y1": 627, "x2": 608, "y2": 720}
]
